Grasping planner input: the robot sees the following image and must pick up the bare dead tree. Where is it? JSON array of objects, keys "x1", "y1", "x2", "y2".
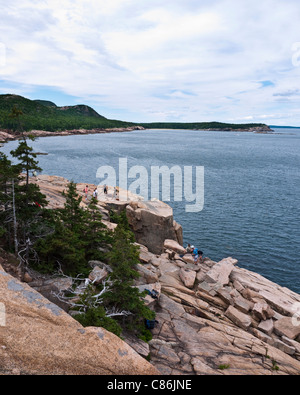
[
  {"x1": 104, "y1": 306, "x2": 133, "y2": 318},
  {"x1": 50, "y1": 268, "x2": 132, "y2": 318}
]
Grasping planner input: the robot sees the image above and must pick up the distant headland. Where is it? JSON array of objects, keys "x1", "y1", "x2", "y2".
[{"x1": 0, "y1": 93, "x2": 274, "y2": 141}]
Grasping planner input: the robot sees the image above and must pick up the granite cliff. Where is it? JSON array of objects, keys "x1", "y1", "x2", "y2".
[{"x1": 1, "y1": 175, "x2": 300, "y2": 375}]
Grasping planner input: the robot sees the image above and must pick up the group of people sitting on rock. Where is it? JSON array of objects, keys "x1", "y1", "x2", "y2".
[{"x1": 186, "y1": 244, "x2": 204, "y2": 265}]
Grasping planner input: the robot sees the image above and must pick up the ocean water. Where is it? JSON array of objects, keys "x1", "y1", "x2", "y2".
[{"x1": 2, "y1": 128, "x2": 300, "y2": 294}]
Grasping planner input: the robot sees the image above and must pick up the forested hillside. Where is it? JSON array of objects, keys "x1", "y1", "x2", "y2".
[
  {"x1": 0, "y1": 94, "x2": 134, "y2": 132},
  {"x1": 0, "y1": 94, "x2": 271, "y2": 134},
  {"x1": 139, "y1": 121, "x2": 269, "y2": 131}
]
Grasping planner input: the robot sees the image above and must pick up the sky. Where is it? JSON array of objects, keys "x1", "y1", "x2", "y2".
[{"x1": 1, "y1": 0, "x2": 300, "y2": 125}]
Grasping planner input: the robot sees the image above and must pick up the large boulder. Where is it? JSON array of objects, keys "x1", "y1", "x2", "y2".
[
  {"x1": 231, "y1": 266, "x2": 300, "y2": 318},
  {"x1": 274, "y1": 317, "x2": 300, "y2": 340},
  {"x1": 204, "y1": 257, "x2": 238, "y2": 287},
  {"x1": 88, "y1": 266, "x2": 108, "y2": 285},
  {"x1": 252, "y1": 302, "x2": 274, "y2": 321},
  {"x1": 0, "y1": 265, "x2": 159, "y2": 375},
  {"x1": 164, "y1": 240, "x2": 186, "y2": 255},
  {"x1": 179, "y1": 268, "x2": 196, "y2": 289},
  {"x1": 225, "y1": 305, "x2": 252, "y2": 331},
  {"x1": 126, "y1": 201, "x2": 182, "y2": 254}
]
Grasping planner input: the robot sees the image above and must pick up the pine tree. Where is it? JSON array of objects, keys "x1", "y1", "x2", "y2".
[
  {"x1": 8, "y1": 136, "x2": 47, "y2": 265},
  {"x1": 84, "y1": 197, "x2": 111, "y2": 262},
  {"x1": 0, "y1": 153, "x2": 19, "y2": 250},
  {"x1": 8, "y1": 106, "x2": 24, "y2": 134},
  {"x1": 105, "y1": 216, "x2": 155, "y2": 335},
  {"x1": 0, "y1": 139, "x2": 49, "y2": 278},
  {"x1": 36, "y1": 219, "x2": 87, "y2": 275},
  {"x1": 34, "y1": 182, "x2": 109, "y2": 276},
  {"x1": 10, "y1": 135, "x2": 43, "y2": 202},
  {"x1": 35, "y1": 182, "x2": 87, "y2": 275},
  {"x1": 59, "y1": 181, "x2": 85, "y2": 233}
]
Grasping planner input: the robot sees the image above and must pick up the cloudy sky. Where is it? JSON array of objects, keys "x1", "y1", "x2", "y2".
[{"x1": 1, "y1": 0, "x2": 300, "y2": 125}]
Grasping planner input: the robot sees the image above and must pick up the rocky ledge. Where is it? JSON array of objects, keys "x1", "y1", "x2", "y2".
[
  {"x1": 30, "y1": 174, "x2": 183, "y2": 254},
  {"x1": 139, "y1": 249, "x2": 300, "y2": 375},
  {"x1": 0, "y1": 260, "x2": 159, "y2": 376},
  {"x1": 1, "y1": 175, "x2": 300, "y2": 375}
]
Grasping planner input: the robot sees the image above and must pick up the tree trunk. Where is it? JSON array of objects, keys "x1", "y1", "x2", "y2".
[{"x1": 12, "y1": 179, "x2": 18, "y2": 255}]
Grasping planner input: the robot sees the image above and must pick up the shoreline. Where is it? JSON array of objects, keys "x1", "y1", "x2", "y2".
[
  {"x1": 0, "y1": 125, "x2": 275, "y2": 143},
  {"x1": 0, "y1": 126, "x2": 146, "y2": 143}
]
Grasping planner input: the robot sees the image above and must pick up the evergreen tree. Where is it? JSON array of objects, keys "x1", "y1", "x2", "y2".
[
  {"x1": 104, "y1": 216, "x2": 155, "y2": 335},
  {"x1": 84, "y1": 197, "x2": 111, "y2": 262},
  {"x1": 59, "y1": 181, "x2": 86, "y2": 234},
  {"x1": 10, "y1": 135, "x2": 42, "y2": 201},
  {"x1": 8, "y1": 105, "x2": 24, "y2": 134},
  {"x1": 0, "y1": 153, "x2": 18, "y2": 195},
  {"x1": 0, "y1": 153, "x2": 19, "y2": 250},
  {"x1": 35, "y1": 182, "x2": 87, "y2": 275},
  {"x1": 75, "y1": 305, "x2": 122, "y2": 337},
  {"x1": 72, "y1": 212, "x2": 155, "y2": 338},
  {"x1": 36, "y1": 218, "x2": 87, "y2": 275},
  {"x1": 8, "y1": 136, "x2": 47, "y2": 262},
  {"x1": 0, "y1": 139, "x2": 48, "y2": 277},
  {"x1": 34, "y1": 182, "x2": 109, "y2": 276}
]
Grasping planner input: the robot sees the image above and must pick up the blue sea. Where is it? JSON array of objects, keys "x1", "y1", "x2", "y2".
[{"x1": 2, "y1": 127, "x2": 300, "y2": 294}]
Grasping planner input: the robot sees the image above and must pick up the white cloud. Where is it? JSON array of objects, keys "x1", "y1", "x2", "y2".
[{"x1": 0, "y1": 0, "x2": 300, "y2": 124}]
